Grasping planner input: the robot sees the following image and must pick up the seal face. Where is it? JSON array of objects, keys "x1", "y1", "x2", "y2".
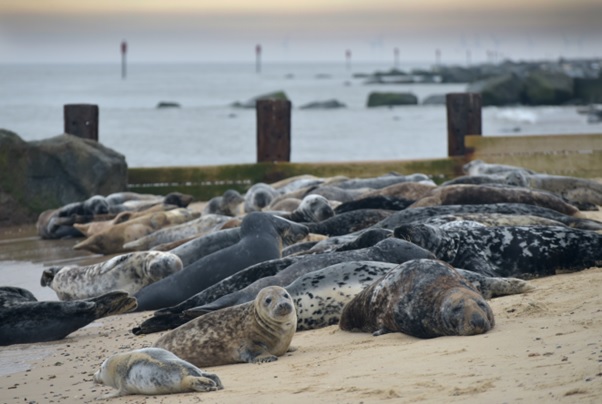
[
  {"x1": 94, "y1": 347, "x2": 223, "y2": 399},
  {"x1": 0, "y1": 287, "x2": 137, "y2": 346},
  {"x1": 154, "y1": 286, "x2": 297, "y2": 368},
  {"x1": 339, "y1": 259, "x2": 495, "y2": 339},
  {"x1": 394, "y1": 224, "x2": 602, "y2": 278},
  {"x1": 41, "y1": 251, "x2": 183, "y2": 300}
]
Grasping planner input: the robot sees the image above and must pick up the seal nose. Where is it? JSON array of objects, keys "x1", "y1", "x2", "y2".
[
  {"x1": 275, "y1": 301, "x2": 293, "y2": 316},
  {"x1": 470, "y1": 312, "x2": 491, "y2": 333}
]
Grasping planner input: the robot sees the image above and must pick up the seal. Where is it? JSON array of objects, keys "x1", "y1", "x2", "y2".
[
  {"x1": 421, "y1": 212, "x2": 569, "y2": 228},
  {"x1": 334, "y1": 195, "x2": 414, "y2": 214},
  {"x1": 332, "y1": 173, "x2": 431, "y2": 189},
  {"x1": 505, "y1": 171, "x2": 602, "y2": 210},
  {"x1": 203, "y1": 189, "x2": 244, "y2": 216},
  {"x1": 40, "y1": 251, "x2": 183, "y2": 300},
  {"x1": 123, "y1": 213, "x2": 232, "y2": 251},
  {"x1": 306, "y1": 209, "x2": 395, "y2": 236},
  {"x1": 393, "y1": 224, "x2": 602, "y2": 278},
  {"x1": 167, "y1": 227, "x2": 242, "y2": 266},
  {"x1": 409, "y1": 184, "x2": 579, "y2": 216},
  {"x1": 73, "y1": 208, "x2": 200, "y2": 255},
  {"x1": 134, "y1": 212, "x2": 309, "y2": 311},
  {"x1": 132, "y1": 238, "x2": 436, "y2": 335},
  {"x1": 339, "y1": 259, "x2": 495, "y2": 338},
  {"x1": 462, "y1": 159, "x2": 535, "y2": 176},
  {"x1": 244, "y1": 182, "x2": 281, "y2": 213},
  {"x1": 285, "y1": 260, "x2": 531, "y2": 331},
  {"x1": 278, "y1": 194, "x2": 335, "y2": 223},
  {"x1": 375, "y1": 203, "x2": 602, "y2": 231},
  {"x1": 360, "y1": 181, "x2": 437, "y2": 200},
  {"x1": 0, "y1": 287, "x2": 137, "y2": 346},
  {"x1": 154, "y1": 286, "x2": 297, "y2": 368},
  {"x1": 93, "y1": 347, "x2": 223, "y2": 399}
]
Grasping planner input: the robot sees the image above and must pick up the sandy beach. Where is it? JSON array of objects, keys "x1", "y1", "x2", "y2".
[{"x1": 1, "y1": 211, "x2": 601, "y2": 404}]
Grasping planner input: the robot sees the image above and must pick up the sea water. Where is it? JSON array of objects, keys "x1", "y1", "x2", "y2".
[{"x1": 0, "y1": 62, "x2": 599, "y2": 167}]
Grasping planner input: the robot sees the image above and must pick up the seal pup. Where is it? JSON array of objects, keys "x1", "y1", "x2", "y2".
[
  {"x1": 339, "y1": 259, "x2": 495, "y2": 338},
  {"x1": 0, "y1": 287, "x2": 137, "y2": 346},
  {"x1": 73, "y1": 208, "x2": 200, "y2": 255},
  {"x1": 123, "y1": 213, "x2": 232, "y2": 251},
  {"x1": 154, "y1": 286, "x2": 297, "y2": 368},
  {"x1": 394, "y1": 224, "x2": 602, "y2": 278},
  {"x1": 41, "y1": 251, "x2": 183, "y2": 300},
  {"x1": 94, "y1": 348, "x2": 223, "y2": 398},
  {"x1": 409, "y1": 184, "x2": 579, "y2": 216},
  {"x1": 134, "y1": 212, "x2": 309, "y2": 311},
  {"x1": 374, "y1": 203, "x2": 602, "y2": 231}
]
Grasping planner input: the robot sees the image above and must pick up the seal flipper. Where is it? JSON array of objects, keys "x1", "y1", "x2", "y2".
[
  {"x1": 239, "y1": 342, "x2": 278, "y2": 364},
  {"x1": 373, "y1": 327, "x2": 393, "y2": 336},
  {"x1": 456, "y1": 268, "x2": 534, "y2": 299}
]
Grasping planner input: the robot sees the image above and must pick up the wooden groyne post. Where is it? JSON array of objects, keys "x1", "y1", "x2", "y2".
[
  {"x1": 64, "y1": 104, "x2": 99, "y2": 142},
  {"x1": 446, "y1": 93, "x2": 482, "y2": 156},
  {"x1": 256, "y1": 99, "x2": 291, "y2": 163}
]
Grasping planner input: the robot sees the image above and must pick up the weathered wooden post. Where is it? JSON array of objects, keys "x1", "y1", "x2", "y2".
[
  {"x1": 64, "y1": 104, "x2": 99, "y2": 142},
  {"x1": 256, "y1": 44, "x2": 262, "y2": 74},
  {"x1": 446, "y1": 93, "x2": 482, "y2": 157},
  {"x1": 256, "y1": 99, "x2": 291, "y2": 163},
  {"x1": 121, "y1": 41, "x2": 127, "y2": 79}
]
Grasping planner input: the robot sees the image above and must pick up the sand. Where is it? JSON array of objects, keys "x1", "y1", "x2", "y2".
[{"x1": 1, "y1": 212, "x2": 602, "y2": 403}]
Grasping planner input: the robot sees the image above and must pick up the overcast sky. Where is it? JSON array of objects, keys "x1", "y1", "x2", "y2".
[{"x1": 1, "y1": 0, "x2": 601, "y2": 64}]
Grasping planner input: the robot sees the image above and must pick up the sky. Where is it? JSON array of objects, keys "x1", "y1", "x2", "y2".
[{"x1": 1, "y1": 0, "x2": 601, "y2": 64}]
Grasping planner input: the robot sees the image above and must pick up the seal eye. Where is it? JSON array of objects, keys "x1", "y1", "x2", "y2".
[{"x1": 265, "y1": 297, "x2": 272, "y2": 305}]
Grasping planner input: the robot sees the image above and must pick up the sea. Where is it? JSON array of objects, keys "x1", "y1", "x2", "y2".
[{"x1": 1, "y1": 62, "x2": 600, "y2": 168}]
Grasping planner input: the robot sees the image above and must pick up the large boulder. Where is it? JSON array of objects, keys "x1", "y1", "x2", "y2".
[
  {"x1": 467, "y1": 73, "x2": 524, "y2": 106},
  {"x1": 522, "y1": 69, "x2": 573, "y2": 105},
  {"x1": 0, "y1": 130, "x2": 127, "y2": 225},
  {"x1": 366, "y1": 92, "x2": 418, "y2": 107}
]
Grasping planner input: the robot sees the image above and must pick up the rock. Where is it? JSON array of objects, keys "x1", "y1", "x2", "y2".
[
  {"x1": 366, "y1": 92, "x2": 418, "y2": 107},
  {"x1": 0, "y1": 130, "x2": 127, "y2": 225},
  {"x1": 299, "y1": 99, "x2": 346, "y2": 110},
  {"x1": 467, "y1": 73, "x2": 524, "y2": 106},
  {"x1": 574, "y1": 77, "x2": 602, "y2": 104},
  {"x1": 231, "y1": 91, "x2": 289, "y2": 109},
  {"x1": 422, "y1": 94, "x2": 447, "y2": 105},
  {"x1": 156, "y1": 102, "x2": 181, "y2": 108},
  {"x1": 523, "y1": 69, "x2": 573, "y2": 105}
]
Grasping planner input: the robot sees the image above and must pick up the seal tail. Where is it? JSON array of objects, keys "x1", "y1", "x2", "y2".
[{"x1": 91, "y1": 291, "x2": 138, "y2": 319}]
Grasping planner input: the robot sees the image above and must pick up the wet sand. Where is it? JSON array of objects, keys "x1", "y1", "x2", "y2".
[{"x1": 0, "y1": 211, "x2": 601, "y2": 403}]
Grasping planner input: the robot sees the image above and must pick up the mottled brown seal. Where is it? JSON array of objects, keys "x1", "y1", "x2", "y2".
[
  {"x1": 94, "y1": 347, "x2": 223, "y2": 399},
  {"x1": 339, "y1": 259, "x2": 495, "y2": 338},
  {"x1": 154, "y1": 286, "x2": 296, "y2": 367}
]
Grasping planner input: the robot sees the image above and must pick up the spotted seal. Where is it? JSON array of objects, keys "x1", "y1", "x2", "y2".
[
  {"x1": 40, "y1": 251, "x2": 183, "y2": 300},
  {"x1": 421, "y1": 212, "x2": 569, "y2": 228},
  {"x1": 0, "y1": 287, "x2": 137, "y2": 346},
  {"x1": 277, "y1": 194, "x2": 335, "y2": 223},
  {"x1": 339, "y1": 259, "x2": 495, "y2": 338},
  {"x1": 332, "y1": 173, "x2": 431, "y2": 189},
  {"x1": 409, "y1": 184, "x2": 579, "y2": 216},
  {"x1": 134, "y1": 212, "x2": 309, "y2": 311},
  {"x1": 154, "y1": 286, "x2": 297, "y2": 367},
  {"x1": 394, "y1": 224, "x2": 602, "y2": 278},
  {"x1": 374, "y1": 203, "x2": 602, "y2": 231},
  {"x1": 244, "y1": 182, "x2": 281, "y2": 212},
  {"x1": 93, "y1": 347, "x2": 223, "y2": 398}
]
